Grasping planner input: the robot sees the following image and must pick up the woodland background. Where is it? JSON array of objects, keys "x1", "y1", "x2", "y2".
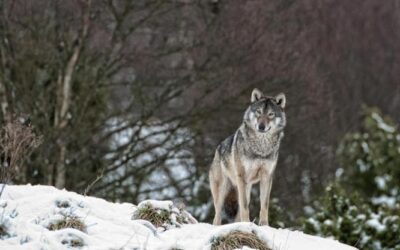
[{"x1": 0, "y1": 1, "x2": 400, "y2": 248}]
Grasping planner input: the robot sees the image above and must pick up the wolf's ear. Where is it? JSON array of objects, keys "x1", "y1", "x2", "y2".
[
  {"x1": 275, "y1": 93, "x2": 286, "y2": 109},
  {"x1": 251, "y1": 88, "x2": 264, "y2": 102}
]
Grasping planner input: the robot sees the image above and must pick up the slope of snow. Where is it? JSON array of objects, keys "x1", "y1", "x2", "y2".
[{"x1": 0, "y1": 185, "x2": 358, "y2": 250}]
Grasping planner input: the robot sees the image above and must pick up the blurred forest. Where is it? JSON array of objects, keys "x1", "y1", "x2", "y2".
[{"x1": 0, "y1": 0, "x2": 400, "y2": 232}]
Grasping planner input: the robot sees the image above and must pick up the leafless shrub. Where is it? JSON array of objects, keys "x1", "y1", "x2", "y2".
[{"x1": 0, "y1": 117, "x2": 42, "y2": 196}]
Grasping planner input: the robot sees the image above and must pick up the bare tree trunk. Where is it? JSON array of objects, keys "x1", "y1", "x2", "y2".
[
  {"x1": 0, "y1": 81, "x2": 8, "y2": 119},
  {"x1": 0, "y1": 0, "x2": 12, "y2": 122},
  {"x1": 54, "y1": 0, "x2": 91, "y2": 189},
  {"x1": 55, "y1": 145, "x2": 67, "y2": 188}
]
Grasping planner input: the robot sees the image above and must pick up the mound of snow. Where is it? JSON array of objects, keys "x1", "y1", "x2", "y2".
[{"x1": 0, "y1": 185, "x2": 358, "y2": 250}]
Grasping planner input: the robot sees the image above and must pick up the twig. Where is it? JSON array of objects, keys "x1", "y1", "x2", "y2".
[{"x1": 84, "y1": 169, "x2": 104, "y2": 196}]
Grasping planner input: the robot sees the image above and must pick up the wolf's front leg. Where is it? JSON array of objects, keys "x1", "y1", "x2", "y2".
[
  {"x1": 259, "y1": 172, "x2": 273, "y2": 226},
  {"x1": 236, "y1": 174, "x2": 250, "y2": 222}
]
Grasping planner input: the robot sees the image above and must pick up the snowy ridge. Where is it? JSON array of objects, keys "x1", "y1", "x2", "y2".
[{"x1": 0, "y1": 185, "x2": 358, "y2": 250}]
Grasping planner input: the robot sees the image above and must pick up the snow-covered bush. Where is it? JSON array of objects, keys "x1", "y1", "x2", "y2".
[
  {"x1": 132, "y1": 200, "x2": 197, "y2": 231},
  {"x1": 337, "y1": 107, "x2": 400, "y2": 205},
  {"x1": 303, "y1": 184, "x2": 400, "y2": 250},
  {"x1": 303, "y1": 109, "x2": 400, "y2": 250}
]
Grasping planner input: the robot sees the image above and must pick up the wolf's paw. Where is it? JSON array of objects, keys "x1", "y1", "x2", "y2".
[{"x1": 259, "y1": 219, "x2": 269, "y2": 226}]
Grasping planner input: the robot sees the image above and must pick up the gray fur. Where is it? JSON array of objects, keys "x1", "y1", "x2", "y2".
[{"x1": 209, "y1": 88, "x2": 286, "y2": 225}]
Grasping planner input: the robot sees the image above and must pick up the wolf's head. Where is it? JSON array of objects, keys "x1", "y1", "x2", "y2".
[{"x1": 243, "y1": 88, "x2": 286, "y2": 134}]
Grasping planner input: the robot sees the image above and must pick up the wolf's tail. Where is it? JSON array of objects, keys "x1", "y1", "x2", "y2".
[{"x1": 223, "y1": 186, "x2": 238, "y2": 220}]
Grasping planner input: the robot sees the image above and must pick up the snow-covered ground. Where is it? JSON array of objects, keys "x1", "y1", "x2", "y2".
[{"x1": 0, "y1": 185, "x2": 358, "y2": 250}]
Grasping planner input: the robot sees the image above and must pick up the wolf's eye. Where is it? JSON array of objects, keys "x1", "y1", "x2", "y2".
[
  {"x1": 256, "y1": 110, "x2": 262, "y2": 115},
  {"x1": 268, "y1": 112, "x2": 275, "y2": 118}
]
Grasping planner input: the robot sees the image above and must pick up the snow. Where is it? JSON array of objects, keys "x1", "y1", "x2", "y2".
[
  {"x1": 366, "y1": 218, "x2": 386, "y2": 233},
  {"x1": 335, "y1": 168, "x2": 344, "y2": 178},
  {"x1": 371, "y1": 112, "x2": 396, "y2": 133},
  {"x1": 138, "y1": 200, "x2": 174, "y2": 211},
  {"x1": 0, "y1": 185, "x2": 358, "y2": 250},
  {"x1": 356, "y1": 159, "x2": 369, "y2": 172},
  {"x1": 374, "y1": 176, "x2": 387, "y2": 190},
  {"x1": 361, "y1": 142, "x2": 369, "y2": 153},
  {"x1": 365, "y1": 213, "x2": 393, "y2": 234},
  {"x1": 371, "y1": 195, "x2": 397, "y2": 208}
]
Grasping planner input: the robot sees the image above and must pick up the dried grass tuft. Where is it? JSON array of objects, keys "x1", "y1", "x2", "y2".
[
  {"x1": 47, "y1": 216, "x2": 87, "y2": 232},
  {"x1": 133, "y1": 204, "x2": 171, "y2": 228},
  {"x1": 132, "y1": 202, "x2": 197, "y2": 231},
  {"x1": 211, "y1": 230, "x2": 271, "y2": 250}
]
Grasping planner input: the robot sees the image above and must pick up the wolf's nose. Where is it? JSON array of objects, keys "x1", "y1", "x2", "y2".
[{"x1": 258, "y1": 124, "x2": 265, "y2": 131}]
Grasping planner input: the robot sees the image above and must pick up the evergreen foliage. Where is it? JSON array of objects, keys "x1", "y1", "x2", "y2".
[
  {"x1": 303, "y1": 108, "x2": 400, "y2": 250},
  {"x1": 338, "y1": 107, "x2": 400, "y2": 204}
]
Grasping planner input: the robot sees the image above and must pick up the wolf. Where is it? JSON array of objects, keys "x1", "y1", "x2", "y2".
[{"x1": 209, "y1": 88, "x2": 286, "y2": 226}]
